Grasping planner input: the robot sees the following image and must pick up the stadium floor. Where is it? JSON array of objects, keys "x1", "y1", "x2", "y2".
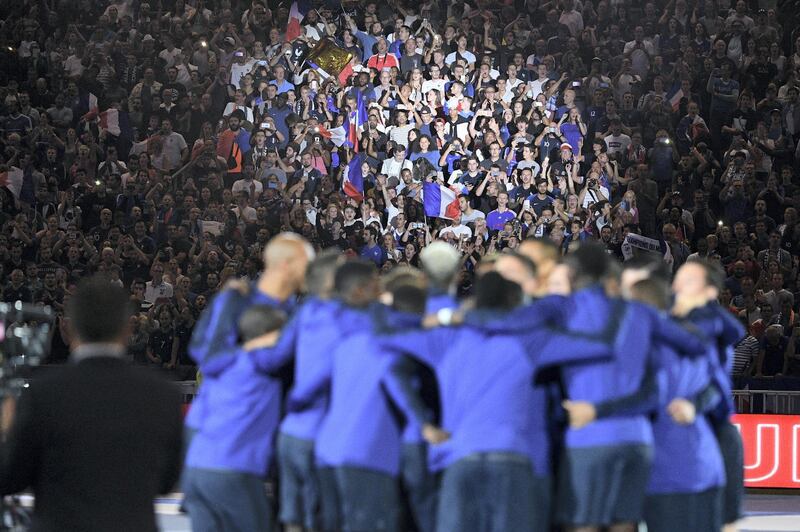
[{"x1": 154, "y1": 493, "x2": 800, "y2": 531}]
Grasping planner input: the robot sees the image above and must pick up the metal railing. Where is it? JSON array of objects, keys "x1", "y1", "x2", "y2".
[{"x1": 733, "y1": 390, "x2": 800, "y2": 415}]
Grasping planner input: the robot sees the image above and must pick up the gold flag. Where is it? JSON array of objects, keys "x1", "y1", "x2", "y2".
[{"x1": 305, "y1": 38, "x2": 353, "y2": 79}]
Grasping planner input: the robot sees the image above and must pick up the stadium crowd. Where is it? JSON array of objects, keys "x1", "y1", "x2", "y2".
[{"x1": 1, "y1": 0, "x2": 800, "y2": 371}]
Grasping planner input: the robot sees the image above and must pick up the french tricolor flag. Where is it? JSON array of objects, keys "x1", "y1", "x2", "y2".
[
  {"x1": 423, "y1": 182, "x2": 461, "y2": 220},
  {"x1": 285, "y1": 1, "x2": 308, "y2": 42},
  {"x1": 0, "y1": 166, "x2": 23, "y2": 198},
  {"x1": 80, "y1": 92, "x2": 99, "y2": 121},
  {"x1": 343, "y1": 154, "x2": 364, "y2": 201},
  {"x1": 99, "y1": 109, "x2": 127, "y2": 137},
  {"x1": 348, "y1": 90, "x2": 367, "y2": 152}
]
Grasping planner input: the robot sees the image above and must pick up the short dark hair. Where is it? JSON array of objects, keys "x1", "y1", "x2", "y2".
[
  {"x1": 563, "y1": 241, "x2": 611, "y2": 289},
  {"x1": 475, "y1": 270, "x2": 522, "y2": 310},
  {"x1": 306, "y1": 248, "x2": 345, "y2": 297},
  {"x1": 391, "y1": 284, "x2": 427, "y2": 315},
  {"x1": 66, "y1": 277, "x2": 134, "y2": 342},
  {"x1": 630, "y1": 278, "x2": 670, "y2": 310},
  {"x1": 334, "y1": 259, "x2": 377, "y2": 303},
  {"x1": 238, "y1": 305, "x2": 287, "y2": 342}
]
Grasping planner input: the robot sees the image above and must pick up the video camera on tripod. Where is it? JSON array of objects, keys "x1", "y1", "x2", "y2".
[{"x1": 0, "y1": 301, "x2": 53, "y2": 532}]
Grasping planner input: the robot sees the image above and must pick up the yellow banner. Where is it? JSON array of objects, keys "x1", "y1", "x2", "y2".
[{"x1": 305, "y1": 38, "x2": 353, "y2": 78}]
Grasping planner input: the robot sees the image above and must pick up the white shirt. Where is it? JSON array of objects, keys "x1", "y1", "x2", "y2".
[
  {"x1": 422, "y1": 78, "x2": 448, "y2": 96},
  {"x1": 63, "y1": 54, "x2": 85, "y2": 77},
  {"x1": 232, "y1": 178, "x2": 263, "y2": 200},
  {"x1": 445, "y1": 50, "x2": 476, "y2": 67},
  {"x1": 582, "y1": 185, "x2": 611, "y2": 208},
  {"x1": 439, "y1": 224, "x2": 472, "y2": 239},
  {"x1": 528, "y1": 77, "x2": 550, "y2": 99},
  {"x1": 604, "y1": 133, "x2": 632, "y2": 155},
  {"x1": 223, "y1": 103, "x2": 254, "y2": 123},
  {"x1": 144, "y1": 280, "x2": 173, "y2": 304},
  {"x1": 229, "y1": 59, "x2": 256, "y2": 89},
  {"x1": 160, "y1": 132, "x2": 188, "y2": 170},
  {"x1": 158, "y1": 47, "x2": 182, "y2": 69},
  {"x1": 381, "y1": 157, "x2": 413, "y2": 179},
  {"x1": 388, "y1": 124, "x2": 415, "y2": 148}
]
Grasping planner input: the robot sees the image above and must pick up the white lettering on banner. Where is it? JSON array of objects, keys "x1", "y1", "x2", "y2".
[
  {"x1": 733, "y1": 414, "x2": 800, "y2": 488},
  {"x1": 794, "y1": 424, "x2": 800, "y2": 483},
  {"x1": 737, "y1": 423, "x2": 780, "y2": 482}
]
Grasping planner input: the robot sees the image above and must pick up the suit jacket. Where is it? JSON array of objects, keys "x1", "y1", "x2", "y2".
[{"x1": 0, "y1": 355, "x2": 183, "y2": 532}]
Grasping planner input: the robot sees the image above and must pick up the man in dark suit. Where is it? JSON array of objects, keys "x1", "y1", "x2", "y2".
[{"x1": 0, "y1": 277, "x2": 184, "y2": 532}]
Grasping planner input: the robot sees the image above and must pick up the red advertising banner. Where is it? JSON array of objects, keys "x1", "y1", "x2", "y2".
[{"x1": 733, "y1": 414, "x2": 800, "y2": 489}]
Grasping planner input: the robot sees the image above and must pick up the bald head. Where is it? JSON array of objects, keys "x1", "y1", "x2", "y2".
[
  {"x1": 261, "y1": 233, "x2": 315, "y2": 294},
  {"x1": 263, "y1": 232, "x2": 315, "y2": 269}
]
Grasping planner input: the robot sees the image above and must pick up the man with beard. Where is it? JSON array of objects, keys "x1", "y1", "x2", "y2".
[{"x1": 216, "y1": 109, "x2": 251, "y2": 188}]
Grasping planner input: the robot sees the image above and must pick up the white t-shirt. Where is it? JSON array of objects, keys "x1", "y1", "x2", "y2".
[
  {"x1": 144, "y1": 280, "x2": 173, "y2": 304},
  {"x1": 158, "y1": 47, "x2": 182, "y2": 69},
  {"x1": 528, "y1": 77, "x2": 550, "y2": 99},
  {"x1": 381, "y1": 157, "x2": 413, "y2": 179},
  {"x1": 232, "y1": 178, "x2": 263, "y2": 200},
  {"x1": 439, "y1": 224, "x2": 472, "y2": 239},
  {"x1": 229, "y1": 59, "x2": 256, "y2": 89},
  {"x1": 581, "y1": 185, "x2": 611, "y2": 208},
  {"x1": 445, "y1": 50, "x2": 476, "y2": 66},
  {"x1": 604, "y1": 133, "x2": 632, "y2": 155},
  {"x1": 223, "y1": 103, "x2": 255, "y2": 123},
  {"x1": 160, "y1": 132, "x2": 188, "y2": 170},
  {"x1": 388, "y1": 124, "x2": 415, "y2": 148},
  {"x1": 422, "y1": 78, "x2": 448, "y2": 96}
]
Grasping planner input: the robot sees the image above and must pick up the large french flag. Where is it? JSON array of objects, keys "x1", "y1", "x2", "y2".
[
  {"x1": 80, "y1": 92, "x2": 99, "y2": 121},
  {"x1": 99, "y1": 109, "x2": 131, "y2": 137},
  {"x1": 343, "y1": 154, "x2": 364, "y2": 201},
  {"x1": 285, "y1": 1, "x2": 308, "y2": 42},
  {"x1": 348, "y1": 90, "x2": 368, "y2": 152},
  {"x1": 423, "y1": 182, "x2": 461, "y2": 220},
  {"x1": 319, "y1": 124, "x2": 347, "y2": 147},
  {"x1": 0, "y1": 167, "x2": 23, "y2": 198}
]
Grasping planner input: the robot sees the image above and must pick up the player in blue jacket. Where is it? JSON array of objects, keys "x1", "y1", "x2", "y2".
[
  {"x1": 311, "y1": 260, "x2": 444, "y2": 532},
  {"x1": 572, "y1": 276, "x2": 726, "y2": 532},
  {"x1": 633, "y1": 278, "x2": 726, "y2": 532},
  {"x1": 183, "y1": 305, "x2": 290, "y2": 532},
  {"x1": 673, "y1": 260, "x2": 746, "y2": 532},
  {"x1": 381, "y1": 266, "x2": 616, "y2": 532},
  {"x1": 473, "y1": 244, "x2": 706, "y2": 532},
  {"x1": 275, "y1": 250, "x2": 345, "y2": 532}
]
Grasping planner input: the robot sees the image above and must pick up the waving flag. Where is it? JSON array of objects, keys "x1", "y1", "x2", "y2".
[
  {"x1": 285, "y1": 1, "x2": 307, "y2": 42},
  {"x1": 348, "y1": 90, "x2": 368, "y2": 152},
  {"x1": 305, "y1": 38, "x2": 354, "y2": 81},
  {"x1": 343, "y1": 154, "x2": 364, "y2": 201},
  {"x1": 0, "y1": 167, "x2": 23, "y2": 198},
  {"x1": 99, "y1": 109, "x2": 131, "y2": 138},
  {"x1": 668, "y1": 88, "x2": 684, "y2": 112},
  {"x1": 423, "y1": 182, "x2": 461, "y2": 220},
  {"x1": 80, "y1": 92, "x2": 99, "y2": 121},
  {"x1": 320, "y1": 124, "x2": 347, "y2": 147}
]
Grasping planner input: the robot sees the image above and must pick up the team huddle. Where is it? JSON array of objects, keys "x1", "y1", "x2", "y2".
[{"x1": 181, "y1": 233, "x2": 744, "y2": 532}]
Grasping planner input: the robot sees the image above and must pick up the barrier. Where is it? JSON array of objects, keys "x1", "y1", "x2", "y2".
[{"x1": 733, "y1": 390, "x2": 800, "y2": 415}]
